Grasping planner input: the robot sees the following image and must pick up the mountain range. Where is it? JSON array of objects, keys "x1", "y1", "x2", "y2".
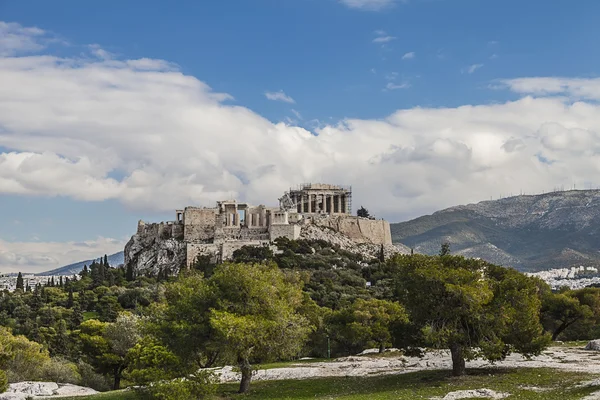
[
  {"x1": 38, "y1": 251, "x2": 124, "y2": 276},
  {"x1": 391, "y1": 190, "x2": 600, "y2": 272}
]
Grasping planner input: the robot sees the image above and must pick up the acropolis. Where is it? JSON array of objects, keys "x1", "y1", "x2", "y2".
[{"x1": 126, "y1": 184, "x2": 392, "y2": 271}]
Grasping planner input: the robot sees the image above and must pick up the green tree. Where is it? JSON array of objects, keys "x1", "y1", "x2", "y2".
[
  {"x1": 103, "y1": 312, "x2": 141, "y2": 389},
  {"x1": 439, "y1": 242, "x2": 451, "y2": 256},
  {"x1": 357, "y1": 206, "x2": 371, "y2": 218},
  {"x1": 0, "y1": 369, "x2": 7, "y2": 393},
  {"x1": 155, "y1": 263, "x2": 313, "y2": 393},
  {"x1": 15, "y1": 273, "x2": 24, "y2": 291},
  {"x1": 541, "y1": 287, "x2": 600, "y2": 340},
  {"x1": 209, "y1": 263, "x2": 313, "y2": 393},
  {"x1": 393, "y1": 254, "x2": 550, "y2": 376}
]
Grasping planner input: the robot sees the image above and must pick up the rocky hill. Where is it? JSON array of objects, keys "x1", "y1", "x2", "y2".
[{"x1": 391, "y1": 190, "x2": 600, "y2": 271}]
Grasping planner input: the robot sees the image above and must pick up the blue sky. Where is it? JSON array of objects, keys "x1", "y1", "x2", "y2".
[{"x1": 2, "y1": 0, "x2": 600, "y2": 272}]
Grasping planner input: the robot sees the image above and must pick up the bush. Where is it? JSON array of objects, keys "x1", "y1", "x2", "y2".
[
  {"x1": 142, "y1": 372, "x2": 216, "y2": 400},
  {"x1": 0, "y1": 369, "x2": 7, "y2": 393},
  {"x1": 40, "y1": 358, "x2": 81, "y2": 385},
  {"x1": 77, "y1": 361, "x2": 111, "y2": 392}
]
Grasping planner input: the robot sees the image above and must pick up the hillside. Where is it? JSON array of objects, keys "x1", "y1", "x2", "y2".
[
  {"x1": 391, "y1": 190, "x2": 600, "y2": 271},
  {"x1": 37, "y1": 251, "x2": 124, "y2": 276}
]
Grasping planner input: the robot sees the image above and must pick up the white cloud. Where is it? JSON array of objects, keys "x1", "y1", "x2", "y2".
[
  {"x1": 6, "y1": 22, "x2": 600, "y2": 232},
  {"x1": 402, "y1": 52, "x2": 415, "y2": 60},
  {"x1": 500, "y1": 77, "x2": 600, "y2": 100},
  {"x1": 339, "y1": 0, "x2": 398, "y2": 11},
  {"x1": 373, "y1": 36, "x2": 396, "y2": 43},
  {"x1": 0, "y1": 237, "x2": 125, "y2": 274},
  {"x1": 385, "y1": 82, "x2": 410, "y2": 90},
  {"x1": 265, "y1": 90, "x2": 295, "y2": 103},
  {"x1": 0, "y1": 21, "x2": 47, "y2": 56},
  {"x1": 463, "y1": 63, "x2": 484, "y2": 74},
  {"x1": 291, "y1": 109, "x2": 302, "y2": 120}
]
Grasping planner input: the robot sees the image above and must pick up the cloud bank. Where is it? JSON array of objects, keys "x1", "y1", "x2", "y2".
[{"x1": 2, "y1": 23, "x2": 600, "y2": 240}]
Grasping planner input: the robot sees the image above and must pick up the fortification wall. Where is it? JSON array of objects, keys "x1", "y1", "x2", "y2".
[
  {"x1": 184, "y1": 208, "x2": 217, "y2": 242},
  {"x1": 314, "y1": 216, "x2": 392, "y2": 245},
  {"x1": 269, "y1": 224, "x2": 301, "y2": 241},
  {"x1": 186, "y1": 242, "x2": 220, "y2": 266}
]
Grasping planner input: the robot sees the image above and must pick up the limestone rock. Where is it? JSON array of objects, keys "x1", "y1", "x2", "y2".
[
  {"x1": 0, "y1": 382, "x2": 97, "y2": 399},
  {"x1": 299, "y1": 224, "x2": 410, "y2": 260},
  {"x1": 432, "y1": 389, "x2": 510, "y2": 400},
  {"x1": 585, "y1": 340, "x2": 600, "y2": 351},
  {"x1": 124, "y1": 233, "x2": 186, "y2": 276}
]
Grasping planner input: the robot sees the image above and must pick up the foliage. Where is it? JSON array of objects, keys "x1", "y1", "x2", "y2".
[
  {"x1": 0, "y1": 369, "x2": 7, "y2": 394},
  {"x1": 153, "y1": 263, "x2": 314, "y2": 393},
  {"x1": 542, "y1": 287, "x2": 600, "y2": 340},
  {"x1": 39, "y1": 357, "x2": 81, "y2": 385},
  {"x1": 357, "y1": 206, "x2": 371, "y2": 218},
  {"x1": 0, "y1": 326, "x2": 50, "y2": 382},
  {"x1": 142, "y1": 372, "x2": 215, "y2": 400},
  {"x1": 392, "y1": 254, "x2": 550, "y2": 376}
]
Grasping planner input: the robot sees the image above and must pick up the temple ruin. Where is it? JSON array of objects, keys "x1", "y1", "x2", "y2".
[{"x1": 129, "y1": 183, "x2": 391, "y2": 269}]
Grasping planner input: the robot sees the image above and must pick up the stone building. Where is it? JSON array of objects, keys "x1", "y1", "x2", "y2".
[{"x1": 128, "y1": 184, "x2": 391, "y2": 272}]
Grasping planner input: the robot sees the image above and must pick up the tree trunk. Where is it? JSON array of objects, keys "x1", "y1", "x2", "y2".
[
  {"x1": 238, "y1": 356, "x2": 252, "y2": 394},
  {"x1": 378, "y1": 342, "x2": 385, "y2": 353},
  {"x1": 450, "y1": 343, "x2": 466, "y2": 377},
  {"x1": 552, "y1": 318, "x2": 578, "y2": 341},
  {"x1": 113, "y1": 367, "x2": 122, "y2": 390}
]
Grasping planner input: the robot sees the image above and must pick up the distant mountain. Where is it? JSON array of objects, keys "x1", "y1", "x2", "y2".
[
  {"x1": 391, "y1": 190, "x2": 600, "y2": 272},
  {"x1": 38, "y1": 251, "x2": 124, "y2": 276}
]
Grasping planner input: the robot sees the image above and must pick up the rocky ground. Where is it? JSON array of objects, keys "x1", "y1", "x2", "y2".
[
  {"x1": 215, "y1": 345, "x2": 600, "y2": 383},
  {"x1": 0, "y1": 382, "x2": 97, "y2": 399}
]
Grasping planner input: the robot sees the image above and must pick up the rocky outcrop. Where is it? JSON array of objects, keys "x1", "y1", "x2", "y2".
[
  {"x1": 585, "y1": 340, "x2": 600, "y2": 351},
  {"x1": 300, "y1": 224, "x2": 410, "y2": 259},
  {"x1": 124, "y1": 233, "x2": 186, "y2": 276},
  {"x1": 0, "y1": 382, "x2": 97, "y2": 399},
  {"x1": 313, "y1": 216, "x2": 392, "y2": 245}
]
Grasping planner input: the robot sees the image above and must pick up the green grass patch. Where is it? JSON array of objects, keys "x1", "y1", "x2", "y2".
[
  {"x1": 256, "y1": 358, "x2": 329, "y2": 370},
  {"x1": 51, "y1": 367, "x2": 600, "y2": 400},
  {"x1": 83, "y1": 311, "x2": 99, "y2": 321}
]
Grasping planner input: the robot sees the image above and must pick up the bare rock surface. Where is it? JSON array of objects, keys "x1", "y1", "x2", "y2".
[
  {"x1": 300, "y1": 225, "x2": 410, "y2": 259},
  {"x1": 586, "y1": 340, "x2": 600, "y2": 351},
  {"x1": 431, "y1": 388, "x2": 510, "y2": 400},
  {"x1": 0, "y1": 382, "x2": 97, "y2": 399},
  {"x1": 211, "y1": 346, "x2": 600, "y2": 383}
]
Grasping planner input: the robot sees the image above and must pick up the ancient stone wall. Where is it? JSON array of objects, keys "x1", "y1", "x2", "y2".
[
  {"x1": 314, "y1": 216, "x2": 392, "y2": 245},
  {"x1": 269, "y1": 224, "x2": 301, "y2": 241},
  {"x1": 183, "y1": 207, "x2": 217, "y2": 242}
]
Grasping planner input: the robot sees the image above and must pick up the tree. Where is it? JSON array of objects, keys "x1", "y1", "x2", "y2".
[
  {"x1": 209, "y1": 263, "x2": 313, "y2": 393},
  {"x1": 357, "y1": 206, "x2": 371, "y2": 218},
  {"x1": 103, "y1": 312, "x2": 141, "y2": 390},
  {"x1": 541, "y1": 287, "x2": 600, "y2": 340},
  {"x1": 77, "y1": 313, "x2": 141, "y2": 390},
  {"x1": 155, "y1": 263, "x2": 314, "y2": 393},
  {"x1": 439, "y1": 242, "x2": 451, "y2": 256},
  {"x1": 393, "y1": 254, "x2": 550, "y2": 376},
  {"x1": 80, "y1": 265, "x2": 89, "y2": 279},
  {"x1": 15, "y1": 273, "x2": 24, "y2": 291},
  {"x1": 327, "y1": 298, "x2": 407, "y2": 355}
]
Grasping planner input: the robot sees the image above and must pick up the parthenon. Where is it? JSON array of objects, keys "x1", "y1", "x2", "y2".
[{"x1": 283, "y1": 183, "x2": 352, "y2": 215}]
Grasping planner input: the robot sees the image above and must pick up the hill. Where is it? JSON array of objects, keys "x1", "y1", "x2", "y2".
[
  {"x1": 37, "y1": 251, "x2": 124, "y2": 276},
  {"x1": 391, "y1": 190, "x2": 600, "y2": 271}
]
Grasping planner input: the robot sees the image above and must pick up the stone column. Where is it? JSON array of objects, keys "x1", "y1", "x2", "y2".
[
  {"x1": 328, "y1": 195, "x2": 333, "y2": 214},
  {"x1": 337, "y1": 195, "x2": 342, "y2": 214},
  {"x1": 307, "y1": 194, "x2": 312, "y2": 213}
]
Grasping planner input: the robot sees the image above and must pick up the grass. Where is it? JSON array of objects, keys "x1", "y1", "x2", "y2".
[
  {"x1": 256, "y1": 357, "x2": 329, "y2": 370},
  {"x1": 57, "y1": 368, "x2": 600, "y2": 400}
]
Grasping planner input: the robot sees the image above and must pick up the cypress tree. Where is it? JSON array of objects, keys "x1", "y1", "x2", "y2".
[
  {"x1": 15, "y1": 272, "x2": 24, "y2": 291},
  {"x1": 125, "y1": 264, "x2": 135, "y2": 282},
  {"x1": 59, "y1": 276, "x2": 64, "y2": 287},
  {"x1": 104, "y1": 254, "x2": 109, "y2": 268}
]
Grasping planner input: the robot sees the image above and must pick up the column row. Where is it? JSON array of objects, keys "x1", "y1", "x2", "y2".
[{"x1": 294, "y1": 193, "x2": 347, "y2": 214}]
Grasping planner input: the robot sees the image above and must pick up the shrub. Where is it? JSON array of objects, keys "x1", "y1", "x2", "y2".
[
  {"x1": 77, "y1": 361, "x2": 111, "y2": 392},
  {"x1": 0, "y1": 369, "x2": 7, "y2": 393},
  {"x1": 142, "y1": 372, "x2": 216, "y2": 400},
  {"x1": 40, "y1": 358, "x2": 81, "y2": 385}
]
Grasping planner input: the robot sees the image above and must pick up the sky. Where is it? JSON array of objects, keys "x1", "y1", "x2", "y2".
[{"x1": 2, "y1": 0, "x2": 600, "y2": 273}]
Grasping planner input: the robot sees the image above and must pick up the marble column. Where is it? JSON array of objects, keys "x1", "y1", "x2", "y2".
[
  {"x1": 337, "y1": 195, "x2": 342, "y2": 214},
  {"x1": 307, "y1": 194, "x2": 312, "y2": 213}
]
